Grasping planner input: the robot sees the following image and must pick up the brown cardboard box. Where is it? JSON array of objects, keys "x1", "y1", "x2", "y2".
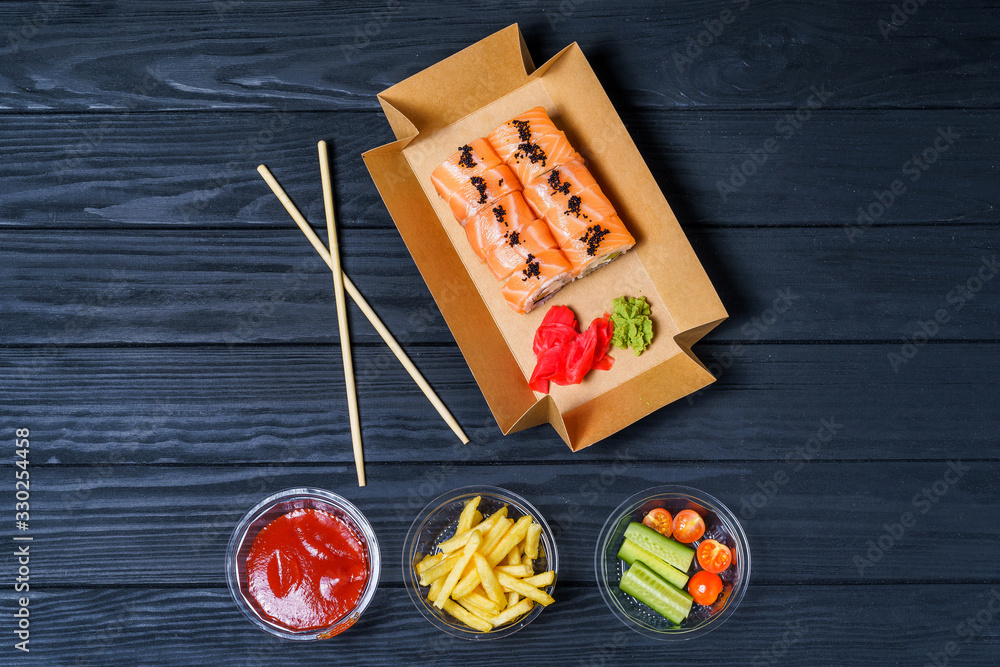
[{"x1": 363, "y1": 25, "x2": 727, "y2": 450}]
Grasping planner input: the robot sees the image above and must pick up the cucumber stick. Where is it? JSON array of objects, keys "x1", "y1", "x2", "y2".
[
  {"x1": 619, "y1": 561, "x2": 694, "y2": 625},
  {"x1": 623, "y1": 522, "x2": 695, "y2": 572},
  {"x1": 617, "y1": 538, "x2": 689, "y2": 589}
]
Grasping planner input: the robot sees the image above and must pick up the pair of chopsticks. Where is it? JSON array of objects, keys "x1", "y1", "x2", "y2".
[{"x1": 257, "y1": 146, "x2": 469, "y2": 486}]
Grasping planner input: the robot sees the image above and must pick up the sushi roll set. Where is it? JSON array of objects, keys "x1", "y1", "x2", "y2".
[{"x1": 431, "y1": 107, "x2": 636, "y2": 314}]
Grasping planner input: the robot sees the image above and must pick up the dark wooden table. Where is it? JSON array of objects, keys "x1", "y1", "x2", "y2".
[{"x1": 3, "y1": 1, "x2": 999, "y2": 664}]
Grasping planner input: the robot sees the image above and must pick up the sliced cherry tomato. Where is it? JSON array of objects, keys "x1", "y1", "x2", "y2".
[
  {"x1": 696, "y1": 539, "x2": 732, "y2": 573},
  {"x1": 688, "y1": 570, "x2": 723, "y2": 606},
  {"x1": 642, "y1": 508, "x2": 673, "y2": 537},
  {"x1": 672, "y1": 509, "x2": 706, "y2": 543}
]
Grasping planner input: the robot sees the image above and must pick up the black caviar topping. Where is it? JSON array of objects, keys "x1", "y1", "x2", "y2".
[
  {"x1": 504, "y1": 230, "x2": 521, "y2": 247},
  {"x1": 457, "y1": 145, "x2": 476, "y2": 169},
  {"x1": 521, "y1": 253, "x2": 540, "y2": 281},
  {"x1": 548, "y1": 169, "x2": 570, "y2": 195},
  {"x1": 511, "y1": 119, "x2": 531, "y2": 142},
  {"x1": 498, "y1": 178, "x2": 504, "y2": 187},
  {"x1": 509, "y1": 119, "x2": 547, "y2": 166},
  {"x1": 493, "y1": 204, "x2": 507, "y2": 227},
  {"x1": 579, "y1": 225, "x2": 611, "y2": 256},
  {"x1": 514, "y1": 141, "x2": 547, "y2": 166},
  {"x1": 565, "y1": 195, "x2": 588, "y2": 219},
  {"x1": 470, "y1": 175, "x2": 488, "y2": 204}
]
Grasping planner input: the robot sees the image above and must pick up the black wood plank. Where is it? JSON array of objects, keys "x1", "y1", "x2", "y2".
[
  {"x1": 2, "y1": 1, "x2": 999, "y2": 112},
  {"x1": 2, "y1": 111, "x2": 996, "y2": 229},
  {"x1": 2, "y1": 226, "x2": 997, "y2": 345},
  {"x1": 25, "y1": 585, "x2": 1000, "y2": 666},
  {"x1": 2, "y1": 344, "x2": 997, "y2": 465},
  {"x1": 24, "y1": 463, "x2": 1000, "y2": 586}
]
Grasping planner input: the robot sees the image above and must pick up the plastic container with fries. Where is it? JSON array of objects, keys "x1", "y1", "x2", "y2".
[{"x1": 403, "y1": 486, "x2": 558, "y2": 638}]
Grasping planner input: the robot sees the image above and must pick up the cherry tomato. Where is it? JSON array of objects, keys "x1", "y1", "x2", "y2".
[
  {"x1": 672, "y1": 509, "x2": 706, "y2": 543},
  {"x1": 688, "y1": 571, "x2": 723, "y2": 606},
  {"x1": 642, "y1": 508, "x2": 673, "y2": 537},
  {"x1": 696, "y1": 539, "x2": 732, "y2": 573}
]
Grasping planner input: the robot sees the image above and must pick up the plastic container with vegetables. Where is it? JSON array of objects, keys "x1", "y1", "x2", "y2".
[{"x1": 595, "y1": 486, "x2": 750, "y2": 640}]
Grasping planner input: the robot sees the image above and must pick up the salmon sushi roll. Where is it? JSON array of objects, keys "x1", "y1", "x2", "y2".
[
  {"x1": 501, "y1": 248, "x2": 574, "y2": 315},
  {"x1": 431, "y1": 138, "x2": 504, "y2": 197},
  {"x1": 484, "y1": 218, "x2": 560, "y2": 280},
  {"x1": 439, "y1": 164, "x2": 520, "y2": 224},
  {"x1": 488, "y1": 107, "x2": 581, "y2": 186},
  {"x1": 464, "y1": 192, "x2": 537, "y2": 263},
  {"x1": 557, "y1": 215, "x2": 636, "y2": 277},
  {"x1": 523, "y1": 161, "x2": 602, "y2": 221}
]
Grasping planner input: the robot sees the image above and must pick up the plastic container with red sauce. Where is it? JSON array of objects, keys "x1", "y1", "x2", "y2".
[{"x1": 226, "y1": 488, "x2": 380, "y2": 640}]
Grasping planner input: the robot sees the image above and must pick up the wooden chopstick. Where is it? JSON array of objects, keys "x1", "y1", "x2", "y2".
[
  {"x1": 256, "y1": 164, "x2": 471, "y2": 446},
  {"x1": 318, "y1": 141, "x2": 365, "y2": 487}
]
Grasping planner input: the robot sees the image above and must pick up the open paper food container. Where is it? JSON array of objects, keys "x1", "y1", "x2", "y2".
[{"x1": 362, "y1": 24, "x2": 727, "y2": 451}]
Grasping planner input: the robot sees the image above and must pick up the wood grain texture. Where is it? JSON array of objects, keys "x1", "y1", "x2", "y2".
[
  {"x1": 2, "y1": 1, "x2": 998, "y2": 663},
  {"x1": 2, "y1": 226, "x2": 998, "y2": 346},
  {"x1": 2, "y1": 344, "x2": 997, "y2": 465},
  {"x1": 25, "y1": 463, "x2": 1000, "y2": 586},
  {"x1": 1, "y1": 111, "x2": 996, "y2": 229},
  {"x1": 26, "y1": 586, "x2": 1000, "y2": 666},
  {"x1": 2, "y1": 0, "x2": 998, "y2": 112}
]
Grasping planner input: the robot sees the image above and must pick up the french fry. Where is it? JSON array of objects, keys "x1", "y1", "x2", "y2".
[
  {"x1": 456, "y1": 495, "x2": 481, "y2": 534},
  {"x1": 416, "y1": 553, "x2": 445, "y2": 574},
  {"x1": 434, "y1": 530, "x2": 481, "y2": 609},
  {"x1": 474, "y1": 553, "x2": 506, "y2": 606},
  {"x1": 506, "y1": 548, "x2": 521, "y2": 566},
  {"x1": 522, "y1": 556, "x2": 533, "y2": 572},
  {"x1": 507, "y1": 591, "x2": 519, "y2": 607},
  {"x1": 497, "y1": 564, "x2": 534, "y2": 578},
  {"x1": 487, "y1": 515, "x2": 533, "y2": 566},
  {"x1": 525, "y1": 523, "x2": 542, "y2": 559},
  {"x1": 498, "y1": 572, "x2": 555, "y2": 606},
  {"x1": 481, "y1": 517, "x2": 512, "y2": 555},
  {"x1": 439, "y1": 507, "x2": 507, "y2": 554},
  {"x1": 427, "y1": 577, "x2": 444, "y2": 602},
  {"x1": 451, "y1": 566, "x2": 481, "y2": 600},
  {"x1": 459, "y1": 589, "x2": 502, "y2": 614},
  {"x1": 491, "y1": 598, "x2": 534, "y2": 627},
  {"x1": 442, "y1": 599, "x2": 493, "y2": 633},
  {"x1": 418, "y1": 553, "x2": 460, "y2": 586},
  {"x1": 455, "y1": 596, "x2": 498, "y2": 624},
  {"x1": 471, "y1": 510, "x2": 483, "y2": 525},
  {"x1": 522, "y1": 570, "x2": 555, "y2": 588}
]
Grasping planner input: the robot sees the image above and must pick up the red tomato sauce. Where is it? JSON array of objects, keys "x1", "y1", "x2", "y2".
[{"x1": 246, "y1": 508, "x2": 369, "y2": 631}]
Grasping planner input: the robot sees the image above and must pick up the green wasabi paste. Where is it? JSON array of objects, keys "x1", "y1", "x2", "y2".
[{"x1": 610, "y1": 296, "x2": 654, "y2": 356}]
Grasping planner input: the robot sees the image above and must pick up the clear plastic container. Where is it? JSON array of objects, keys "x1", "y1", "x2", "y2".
[
  {"x1": 225, "y1": 487, "x2": 380, "y2": 640},
  {"x1": 595, "y1": 485, "x2": 750, "y2": 640},
  {"x1": 402, "y1": 485, "x2": 558, "y2": 639}
]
